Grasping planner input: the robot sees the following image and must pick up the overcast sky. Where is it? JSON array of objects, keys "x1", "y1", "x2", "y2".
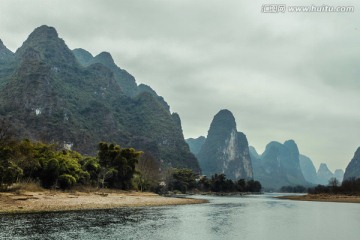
[{"x1": 0, "y1": 0, "x2": 359, "y2": 171}]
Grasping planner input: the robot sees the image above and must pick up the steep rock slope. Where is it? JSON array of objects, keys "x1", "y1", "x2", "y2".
[
  {"x1": 0, "y1": 25, "x2": 199, "y2": 172},
  {"x1": 186, "y1": 136, "x2": 206, "y2": 156},
  {"x1": 317, "y1": 163, "x2": 334, "y2": 185},
  {"x1": 249, "y1": 146, "x2": 263, "y2": 180},
  {"x1": 196, "y1": 109, "x2": 253, "y2": 180},
  {"x1": 299, "y1": 154, "x2": 318, "y2": 184},
  {"x1": 0, "y1": 40, "x2": 15, "y2": 89},
  {"x1": 73, "y1": 48, "x2": 137, "y2": 96},
  {"x1": 253, "y1": 140, "x2": 308, "y2": 190},
  {"x1": 344, "y1": 147, "x2": 360, "y2": 181},
  {"x1": 0, "y1": 39, "x2": 14, "y2": 64}
]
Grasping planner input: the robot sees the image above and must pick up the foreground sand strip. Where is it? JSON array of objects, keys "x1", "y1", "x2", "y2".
[{"x1": 0, "y1": 191, "x2": 208, "y2": 214}]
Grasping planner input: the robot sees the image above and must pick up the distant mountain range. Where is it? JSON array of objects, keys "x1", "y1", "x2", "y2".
[
  {"x1": 187, "y1": 114, "x2": 311, "y2": 189},
  {"x1": 299, "y1": 157, "x2": 344, "y2": 185},
  {"x1": 250, "y1": 140, "x2": 308, "y2": 190},
  {"x1": 0, "y1": 25, "x2": 199, "y2": 172},
  {"x1": 187, "y1": 110, "x2": 345, "y2": 190}
]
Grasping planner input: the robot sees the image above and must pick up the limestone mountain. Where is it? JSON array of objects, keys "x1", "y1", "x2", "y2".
[
  {"x1": 317, "y1": 163, "x2": 334, "y2": 185},
  {"x1": 186, "y1": 136, "x2": 206, "y2": 156},
  {"x1": 249, "y1": 146, "x2": 263, "y2": 180},
  {"x1": 0, "y1": 25, "x2": 199, "y2": 172},
  {"x1": 299, "y1": 154, "x2": 318, "y2": 184},
  {"x1": 196, "y1": 109, "x2": 253, "y2": 180},
  {"x1": 73, "y1": 48, "x2": 170, "y2": 110},
  {"x1": 72, "y1": 48, "x2": 93, "y2": 66},
  {"x1": 0, "y1": 39, "x2": 15, "y2": 87},
  {"x1": 299, "y1": 155, "x2": 345, "y2": 185},
  {"x1": 252, "y1": 140, "x2": 308, "y2": 190},
  {"x1": 249, "y1": 146, "x2": 260, "y2": 160},
  {"x1": 0, "y1": 39, "x2": 14, "y2": 63},
  {"x1": 334, "y1": 169, "x2": 344, "y2": 183},
  {"x1": 73, "y1": 48, "x2": 138, "y2": 97},
  {"x1": 137, "y1": 83, "x2": 170, "y2": 111},
  {"x1": 344, "y1": 147, "x2": 360, "y2": 181}
]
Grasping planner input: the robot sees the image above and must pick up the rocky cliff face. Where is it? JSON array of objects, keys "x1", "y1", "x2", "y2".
[
  {"x1": 344, "y1": 147, "x2": 360, "y2": 181},
  {"x1": 0, "y1": 39, "x2": 15, "y2": 85},
  {"x1": 196, "y1": 109, "x2": 253, "y2": 180},
  {"x1": 0, "y1": 39, "x2": 14, "y2": 63},
  {"x1": 299, "y1": 154, "x2": 318, "y2": 184},
  {"x1": 249, "y1": 146, "x2": 263, "y2": 180},
  {"x1": 249, "y1": 146, "x2": 260, "y2": 160},
  {"x1": 252, "y1": 140, "x2": 308, "y2": 190},
  {"x1": 0, "y1": 25, "x2": 199, "y2": 172},
  {"x1": 186, "y1": 136, "x2": 206, "y2": 156},
  {"x1": 317, "y1": 163, "x2": 334, "y2": 185},
  {"x1": 310, "y1": 163, "x2": 344, "y2": 185},
  {"x1": 73, "y1": 49, "x2": 138, "y2": 97}
]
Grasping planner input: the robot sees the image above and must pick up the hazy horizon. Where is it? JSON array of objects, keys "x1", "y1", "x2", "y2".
[{"x1": 1, "y1": 0, "x2": 359, "y2": 171}]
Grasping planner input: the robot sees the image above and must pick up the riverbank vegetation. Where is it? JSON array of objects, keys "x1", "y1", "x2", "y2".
[
  {"x1": 280, "y1": 185, "x2": 307, "y2": 193},
  {"x1": 1, "y1": 138, "x2": 262, "y2": 194},
  {"x1": 308, "y1": 177, "x2": 360, "y2": 195},
  {"x1": 166, "y1": 170, "x2": 262, "y2": 194},
  {"x1": 0, "y1": 119, "x2": 261, "y2": 194},
  {"x1": 0, "y1": 117, "x2": 141, "y2": 191},
  {"x1": 0, "y1": 139, "x2": 142, "y2": 191},
  {"x1": 278, "y1": 177, "x2": 360, "y2": 196}
]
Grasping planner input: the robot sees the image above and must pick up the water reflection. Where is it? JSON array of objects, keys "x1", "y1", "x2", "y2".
[{"x1": 1, "y1": 194, "x2": 360, "y2": 240}]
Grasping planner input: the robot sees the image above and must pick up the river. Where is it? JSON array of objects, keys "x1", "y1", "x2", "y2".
[{"x1": 1, "y1": 193, "x2": 359, "y2": 240}]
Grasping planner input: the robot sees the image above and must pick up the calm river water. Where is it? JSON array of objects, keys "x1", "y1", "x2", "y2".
[{"x1": 1, "y1": 193, "x2": 360, "y2": 240}]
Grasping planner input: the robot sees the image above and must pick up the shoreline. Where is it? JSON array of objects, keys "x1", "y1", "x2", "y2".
[
  {"x1": 276, "y1": 193, "x2": 360, "y2": 204},
  {"x1": 0, "y1": 190, "x2": 208, "y2": 214}
]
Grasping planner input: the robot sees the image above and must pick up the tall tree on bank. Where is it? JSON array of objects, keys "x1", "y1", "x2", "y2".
[{"x1": 97, "y1": 142, "x2": 141, "y2": 189}]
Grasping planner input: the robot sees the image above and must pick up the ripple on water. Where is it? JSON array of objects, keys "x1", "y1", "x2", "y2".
[{"x1": 1, "y1": 194, "x2": 360, "y2": 240}]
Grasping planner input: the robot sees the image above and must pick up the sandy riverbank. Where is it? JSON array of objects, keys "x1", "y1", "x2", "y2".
[
  {"x1": 277, "y1": 194, "x2": 360, "y2": 203},
  {"x1": 0, "y1": 190, "x2": 207, "y2": 214}
]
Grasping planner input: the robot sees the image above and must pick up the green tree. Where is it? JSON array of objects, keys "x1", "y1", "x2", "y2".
[
  {"x1": 28, "y1": 143, "x2": 87, "y2": 189},
  {"x1": 168, "y1": 168, "x2": 197, "y2": 193},
  {"x1": 80, "y1": 157, "x2": 100, "y2": 186},
  {"x1": 0, "y1": 160, "x2": 23, "y2": 188},
  {"x1": 58, "y1": 174, "x2": 77, "y2": 189},
  {"x1": 236, "y1": 179, "x2": 246, "y2": 192},
  {"x1": 198, "y1": 176, "x2": 211, "y2": 192},
  {"x1": 97, "y1": 142, "x2": 141, "y2": 189},
  {"x1": 14, "y1": 139, "x2": 41, "y2": 181},
  {"x1": 210, "y1": 174, "x2": 228, "y2": 192},
  {"x1": 245, "y1": 179, "x2": 262, "y2": 192}
]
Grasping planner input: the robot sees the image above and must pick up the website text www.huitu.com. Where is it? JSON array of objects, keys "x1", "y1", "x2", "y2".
[{"x1": 261, "y1": 4, "x2": 355, "y2": 13}]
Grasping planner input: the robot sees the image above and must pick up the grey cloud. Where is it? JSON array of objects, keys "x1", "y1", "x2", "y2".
[{"x1": 0, "y1": 0, "x2": 359, "y2": 170}]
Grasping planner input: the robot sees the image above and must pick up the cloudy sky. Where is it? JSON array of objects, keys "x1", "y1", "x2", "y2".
[{"x1": 0, "y1": 0, "x2": 359, "y2": 171}]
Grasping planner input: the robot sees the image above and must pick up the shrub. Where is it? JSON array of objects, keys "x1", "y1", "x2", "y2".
[
  {"x1": 58, "y1": 174, "x2": 77, "y2": 190},
  {"x1": 0, "y1": 161, "x2": 23, "y2": 188}
]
